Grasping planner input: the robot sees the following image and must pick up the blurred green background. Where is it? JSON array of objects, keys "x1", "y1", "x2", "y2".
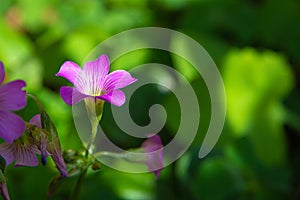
[{"x1": 1, "y1": 0, "x2": 300, "y2": 199}]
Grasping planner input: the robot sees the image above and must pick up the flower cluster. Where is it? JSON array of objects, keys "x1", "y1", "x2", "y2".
[
  {"x1": 0, "y1": 62, "x2": 68, "y2": 199},
  {"x1": 0, "y1": 55, "x2": 164, "y2": 199},
  {"x1": 28, "y1": 114, "x2": 68, "y2": 177}
]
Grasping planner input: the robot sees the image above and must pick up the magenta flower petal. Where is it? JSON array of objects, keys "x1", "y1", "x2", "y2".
[
  {"x1": 0, "y1": 181, "x2": 10, "y2": 200},
  {"x1": 0, "y1": 111, "x2": 25, "y2": 143},
  {"x1": 49, "y1": 150, "x2": 68, "y2": 178},
  {"x1": 29, "y1": 115, "x2": 68, "y2": 177},
  {"x1": 29, "y1": 114, "x2": 42, "y2": 128},
  {"x1": 14, "y1": 145, "x2": 39, "y2": 167},
  {"x1": 0, "y1": 140, "x2": 40, "y2": 167},
  {"x1": 40, "y1": 141, "x2": 48, "y2": 165},
  {"x1": 0, "y1": 62, "x2": 5, "y2": 84},
  {"x1": 104, "y1": 70, "x2": 137, "y2": 92},
  {"x1": 83, "y1": 55, "x2": 110, "y2": 84},
  {"x1": 81, "y1": 55, "x2": 110, "y2": 95},
  {"x1": 56, "y1": 61, "x2": 81, "y2": 85},
  {"x1": 98, "y1": 90, "x2": 125, "y2": 106},
  {"x1": 29, "y1": 115, "x2": 48, "y2": 165},
  {"x1": 0, "y1": 143, "x2": 14, "y2": 166},
  {"x1": 0, "y1": 62, "x2": 27, "y2": 144},
  {"x1": 142, "y1": 135, "x2": 164, "y2": 179},
  {"x1": 0, "y1": 80, "x2": 26, "y2": 111},
  {"x1": 60, "y1": 86, "x2": 88, "y2": 105},
  {"x1": 57, "y1": 55, "x2": 137, "y2": 106}
]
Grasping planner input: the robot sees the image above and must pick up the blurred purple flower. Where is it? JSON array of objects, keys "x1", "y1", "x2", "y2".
[
  {"x1": 29, "y1": 114, "x2": 42, "y2": 128},
  {"x1": 29, "y1": 115, "x2": 48, "y2": 165},
  {"x1": 0, "y1": 62, "x2": 26, "y2": 143},
  {"x1": 48, "y1": 149, "x2": 68, "y2": 178},
  {"x1": 56, "y1": 55, "x2": 137, "y2": 106},
  {"x1": 142, "y1": 135, "x2": 164, "y2": 179},
  {"x1": 0, "y1": 136, "x2": 40, "y2": 167},
  {"x1": 30, "y1": 114, "x2": 68, "y2": 177},
  {"x1": 0, "y1": 170, "x2": 10, "y2": 200},
  {"x1": 0, "y1": 181, "x2": 10, "y2": 200}
]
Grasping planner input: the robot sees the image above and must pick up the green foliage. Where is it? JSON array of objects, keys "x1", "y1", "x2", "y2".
[
  {"x1": 224, "y1": 48, "x2": 293, "y2": 135},
  {"x1": 192, "y1": 158, "x2": 244, "y2": 199},
  {"x1": 0, "y1": 0, "x2": 300, "y2": 199},
  {"x1": 223, "y1": 48, "x2": 293, "y2": 165}
]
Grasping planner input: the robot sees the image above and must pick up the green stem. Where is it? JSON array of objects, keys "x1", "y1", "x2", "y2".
[
  {"x1": 84, "y1": 98, "x2": 103, "y2": 157},
  {"x1": 85, "y1": 119, "x2": 99, "y2": 158},
  {"x1": 93, "y1": 151, "x2": 128, "y2": 159},
  {"x1": 71, "y1": 168, "x2": 88, "y2": 200},
  {"x1": 71, "y1": 98, "x2": 104, "y2": 199},
  {"x1": 93, "y1": 150, "x2": 146, "y2": 163}
]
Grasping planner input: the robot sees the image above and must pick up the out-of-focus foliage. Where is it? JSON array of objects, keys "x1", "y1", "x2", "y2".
[
  {"x1": 0, "y1": 0, "x2": 300, "y2": 199},
  {"x1": 224, "y1": 48, "x2": 293, "y2": 165}
]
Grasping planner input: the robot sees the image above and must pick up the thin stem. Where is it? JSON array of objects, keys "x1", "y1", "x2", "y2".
[
  {"x1": 71, "y1": 98, "x2": 104, "y2": 199},
  {"x1": 71, "y1": 168, "x2": 87, "y2": 200},
  {"x1": 84, "y1": 98, "x2": 103, "y2": 157},
  {"x1": 85, "y1": 119, "x2": 99, "y2": 158},
  {"x1": 71, "y1": 120, "x2": 98, "y2": 199},
  {"x1": 93, "y1": 151, "x2": 128, "y2": 159},
  {"x1": 93, "y1": 150, "x2": 146, "y2": 163}
]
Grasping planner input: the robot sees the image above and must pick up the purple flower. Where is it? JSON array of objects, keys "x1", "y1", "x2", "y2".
[
  {"x1": 48, "y1": 149, "x2": 68, "y2": 178},
  {"x1": 0, "y1": 62, "x2": 26, "y2": 143},
  {"x1": 56, "y1": 55, "x2": 137, "y2": 106},
  {"x1": 0, "y1": 181, "x2": 10, "y2": 200},
  {"x1": 0, "y1": 135, "x2": 40, "y2": 167},
  {"x1": 142, "y1": 135, "x2": 164, "y2": 179},
  {"x1": 29, "y1": 114, "x2": 42, "y2": 128},
  {"x1": 29, "y1": 115, "x2": 48, "y2": 165},
  {"x1": 30, "y1": 114, "x2": 68, "y2": 177},
  {"x1": 0, "y1": 169, "x2": 10, "y2": 200}
]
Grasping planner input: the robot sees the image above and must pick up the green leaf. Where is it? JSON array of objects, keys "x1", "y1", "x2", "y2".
[
  {"x1": 100, "y1": 168, "x2": 155, "y2": 200},
  {"x1": 0, "y1": 19, "x2": 33, "y2": 66},
  {"x1": 48, "y1": 175, "x2": 65, "y2": 197},
  {"x1": 62, "y1": 31, "x2": 99, "y2": 63},
  {"x1": 223, "y1": 48, "x2": 294, "y2": 136},
  {"x1": 48, "y1": 175, "x2": 75, "y2": 198},
  {"x1": 223, "y1": 48, "x2": 294, "y2": 165},
  {"x1": 35, "y1": 89, "x2": 79, "y2": 150},
  {"x1": 170, "y1": 34, "x2": 199, "y2": 82},
  {"x1": 18, "y1": 0, "x2": 51, "y2": 32},
  {"x1": 192, "y1": 158, "x2": 244, "y2": 200},
  {"x1": 27, "y1": 94, "x2": 60, "y2": 140},
  {"x1": 9, "y1": 58, "x2": 43, "y2": 92},
  {"x1": 40, "y1": 110, "x2": 58, "y2": 140}
]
